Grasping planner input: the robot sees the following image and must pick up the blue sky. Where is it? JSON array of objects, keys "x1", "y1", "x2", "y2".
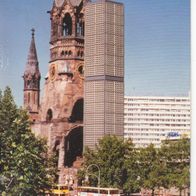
[{"x1": 0, "y1": 0, "x2": 190, "y2": 106}]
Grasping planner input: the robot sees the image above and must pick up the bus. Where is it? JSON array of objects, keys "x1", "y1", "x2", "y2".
[
  {"x1": 77, "y1": 186, "x2": 122, "y2": 196},
  {"x1": 46, "y1": 184, "x2": 70, "y2": 196}
]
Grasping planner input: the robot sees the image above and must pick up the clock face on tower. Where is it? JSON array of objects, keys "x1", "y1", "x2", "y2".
[{"x1": 55, "y1": 0, "x2": 65, "y2": 7}]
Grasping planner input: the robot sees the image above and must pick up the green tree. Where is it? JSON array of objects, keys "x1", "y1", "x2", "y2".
[
  {"x1": 0, "y1": 89, "x2": 2, "y2": 103},
  {"x1": 138, "y1": 144, "x2": 168, "y2": 196},
  {"x1": 160, "y1": 138, "x2": 190, "y2": 196},
  {"x1": 77, "y1": 134, "x2": 190, "y2": 196},
  {"x1": 124, "y1": 139, "x2": 140, "y2": 194},
  {"x1": 78, "y1": 136, "x2": 127, "y2": 189},
  {"x1": 0, "y1": 87, "x2": 56, "y2": 195},
  {"x1": 0, "y1": 87, "x2": 18, "y2": 186}
]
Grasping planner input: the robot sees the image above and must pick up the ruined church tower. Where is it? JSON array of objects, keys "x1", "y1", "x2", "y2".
[
  {"x1": 26, "y1": 0, "x2": 89, "y2": 184},
  {"x1": 23, "y1": 29, "x2": 41, "y2": 121}
]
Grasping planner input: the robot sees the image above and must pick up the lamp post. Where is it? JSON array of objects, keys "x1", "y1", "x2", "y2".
[{"x1": 85, "y1": 164, "x2": 101, "y2": 195}]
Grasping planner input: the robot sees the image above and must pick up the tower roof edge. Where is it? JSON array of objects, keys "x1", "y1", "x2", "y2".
[{"x1": 24, "y1": 29, "x2": 40, "y2": 77}]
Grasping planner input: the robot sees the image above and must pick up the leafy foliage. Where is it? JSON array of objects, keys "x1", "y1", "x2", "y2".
[
  {"x1": 160, "y1": 138, "x2": 190, "y2": 194},
  {"x1": 78, "y1": 135, "x2": 190, "y2": 195},
  {"x1": 0, "y1": 87, "x2": 56, "y2": 195},
  {"x1": 138, "y1": 144, "x2": 169, "y2": 196},
  {"x1": 78, "y1": 136, "x2": 138, "y2": 193},
  {"x1": 123, "y1": 139, "x2": 140, "y2": 193}
]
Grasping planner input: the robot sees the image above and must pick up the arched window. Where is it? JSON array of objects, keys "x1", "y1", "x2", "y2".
[
  {"x1": 76, "y1": 14, "x2": 84, "y2": 36},
  {"x1": 62, "y1": 13, "x2": 72, "y2": 36},
  {"x1": 34, "y1": 92, "x2": 36, "y2": 104},
  {"x1": 64, "y1": 126, "x2": 83, "y2": 167},
  {"x1": 53, "y1": 140, "x2": 60, "y2": 167},
  {"x1": 61, "y1": 51, "x2": 65, "y2": 56},
  {"x1": 68, "y1": 99, "x2": 83, "y2": 123},
  {"x1": 28, "y1": 92, "x2": 30, "y2": 103},
  {"x1": 46, "y1": 109, "x2": 53, "y2": 121}
]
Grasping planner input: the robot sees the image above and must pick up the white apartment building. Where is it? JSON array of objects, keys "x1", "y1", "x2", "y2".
[{"x1": 124, "y1": 96, "x2": 191, "y2": 148}]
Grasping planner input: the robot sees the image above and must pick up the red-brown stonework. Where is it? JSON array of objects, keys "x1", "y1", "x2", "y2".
[{"x1": 23, "y1": 0, "x2": 89, "y2": 185}]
